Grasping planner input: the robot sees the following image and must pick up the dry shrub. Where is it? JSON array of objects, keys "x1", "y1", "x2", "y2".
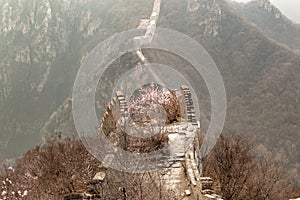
[
  {"x1": 203, "y1": 134, "x2": 293, "y2": 200},
  {"x1": 0, "y1": 136, "x2": 176, "y2": 200},
  {"x1": 1, "y1": 137, "x2": 101, "y2": 200}
]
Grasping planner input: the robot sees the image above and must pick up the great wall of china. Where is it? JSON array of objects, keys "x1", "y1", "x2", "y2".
[
  {"x1": 64, "y1": 86, "x2": 222, "y2": 200},
  {"x1": 65, "y1": 1, "x2": 223, "y2": 199}
]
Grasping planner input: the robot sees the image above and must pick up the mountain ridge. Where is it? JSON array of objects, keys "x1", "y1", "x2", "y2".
[{"x1": 230, "y1": 0, "x2": 300, "y2": 52}]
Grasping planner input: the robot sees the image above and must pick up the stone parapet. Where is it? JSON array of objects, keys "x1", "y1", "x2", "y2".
[{"x1": 64, "y1": 86, "x2": 222, "y2": 200}]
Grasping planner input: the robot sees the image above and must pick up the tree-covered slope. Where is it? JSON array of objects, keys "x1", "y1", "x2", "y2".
[{"x1": 230, "y1": 0, "x2": 300, "y2": 52}]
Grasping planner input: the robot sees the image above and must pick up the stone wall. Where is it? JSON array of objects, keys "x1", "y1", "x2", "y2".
[{"x1": 64, "y1": 86, "x2": 222, "y2": 200}]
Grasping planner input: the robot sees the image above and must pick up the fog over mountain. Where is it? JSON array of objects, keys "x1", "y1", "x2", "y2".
[
  {"x1": 0, "y1": 0, "x2": 299, "y2": 187},
  {"x1": 232, "y1": 0, "x2": 300, "y2": 23},
  {"x1": 230, "y1": 0, "x2": 300, "y2": 52}
]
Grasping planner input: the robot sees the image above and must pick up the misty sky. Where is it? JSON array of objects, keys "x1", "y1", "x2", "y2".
[{"x1": 232, "y1": 0, "x2": 300, "y2": 23}]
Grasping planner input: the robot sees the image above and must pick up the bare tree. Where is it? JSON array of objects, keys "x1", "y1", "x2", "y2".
[
  {"x1": 203, "y1": 133, "x2": 292, "y2": 200},
  {"x1": 0, "y1": 136, "x2": 176, "y2": 200}
]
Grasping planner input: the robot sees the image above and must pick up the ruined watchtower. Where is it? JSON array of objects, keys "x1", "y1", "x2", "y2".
[
  {"x1": 100, "y1": 85, "x2": 217, "y2": 199},
  {"x1": 64, "y1": 85, "x2": 222, "y2": 200}
]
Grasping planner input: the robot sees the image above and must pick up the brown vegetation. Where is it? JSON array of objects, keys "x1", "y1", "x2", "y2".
[
  {"x1": 203, "y1": 133, "x2": 293, "y2": 200},
  {"x1": 0, "y1": 133, "x2": 298, "y2": 199},
  {"x1": 0, "y1": 137, "x2": 175, "y2": 200}
]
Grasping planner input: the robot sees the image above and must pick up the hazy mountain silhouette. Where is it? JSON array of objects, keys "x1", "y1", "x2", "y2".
[{"x1": 231, "y1": 0, "x2": 300, "y2": 52}]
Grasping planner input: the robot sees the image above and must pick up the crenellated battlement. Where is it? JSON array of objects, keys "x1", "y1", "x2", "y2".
[{"x1": 64, "y1": 86, "x2": 222, "y2": 200}]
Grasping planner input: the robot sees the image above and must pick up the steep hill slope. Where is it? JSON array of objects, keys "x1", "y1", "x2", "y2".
[
  {"x1": 230, "y1": 0, "x2": 300, "y2": 52},
  {"x1": 0, "y1": 0, "x2": 153, "y2": 160},
  {"x1": 156, "y1": 0, "x2": 300, "y2": 184}
]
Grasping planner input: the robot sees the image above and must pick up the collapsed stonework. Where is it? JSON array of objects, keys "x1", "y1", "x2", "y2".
[{"x1": 64, "y1": 86, "x2": 222, "y2": 200}]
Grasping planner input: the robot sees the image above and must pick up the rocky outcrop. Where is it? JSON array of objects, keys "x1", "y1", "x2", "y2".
[
  {"x1": 63, "y1": 172, "x2": 105, "y2": 200},
  {"x1": 186, "y1": 0, "x2": 223, "y2": 37},
  {"x1": 250, "y1": 0, "x2": 282, "y2": 19}
]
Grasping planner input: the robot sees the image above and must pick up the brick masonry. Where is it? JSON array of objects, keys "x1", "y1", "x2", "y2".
[{"x1": 64, "y1": 86, "x2": 222, "y2": 200}]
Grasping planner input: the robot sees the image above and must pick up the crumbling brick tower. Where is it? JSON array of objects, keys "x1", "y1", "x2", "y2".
[
  {"x1": 101, "y1": 85, "x2": 204, "y2": 199},
  {"x1": 64, "y1": 85, "x2": 222, "y2": 200}
]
